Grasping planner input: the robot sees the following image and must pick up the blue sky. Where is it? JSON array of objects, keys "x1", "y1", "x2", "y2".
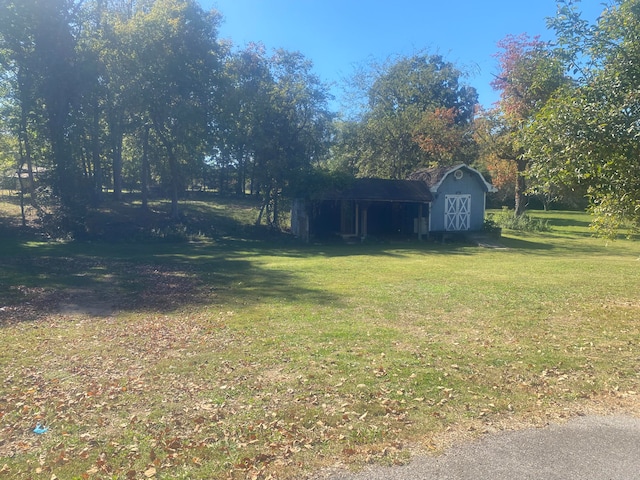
[{"x1": 201, "y1": 0, "x2": 606, "y2": 111}]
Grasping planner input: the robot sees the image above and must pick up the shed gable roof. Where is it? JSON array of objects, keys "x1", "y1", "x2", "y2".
[{"x1": 408, "y1": 164, "x2": 497, "y2": 193}]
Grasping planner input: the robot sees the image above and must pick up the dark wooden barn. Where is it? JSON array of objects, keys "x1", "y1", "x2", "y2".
[{"x1": 291, "y1": 165, "x2": 496, "y2": 242}]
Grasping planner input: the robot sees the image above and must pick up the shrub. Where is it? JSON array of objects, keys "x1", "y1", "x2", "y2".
[
  {"x1": 489, "y1": 207, "x2": 550, "y2": 232},
  {"x1": 482, "y1": 217, "x2": 502, "y2": 236},
  {"x1": 150, "y1": 223, "x2": 189, "y2": 243}
]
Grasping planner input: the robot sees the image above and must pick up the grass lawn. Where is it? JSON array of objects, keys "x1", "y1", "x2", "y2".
[{"x1": 0, "y1": 200, "x2": 639, "y2": 479}]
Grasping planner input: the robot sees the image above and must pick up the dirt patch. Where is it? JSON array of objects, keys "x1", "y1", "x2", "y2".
[
  {"x1": 0, "y1": 287, "x2": 118, "y2": 324},
  {"x1": 56, "y1": 289, "x2": 118, "y2": 318},
  {"x1": 0, "y1": 287, "x2": 64, "y2": 325},
  {"x1": 1, "y1": 258, "x2": 208, "y2": 325},
  {"x1": 468, "y1": 233, "x2": 508, "y2": 249}
]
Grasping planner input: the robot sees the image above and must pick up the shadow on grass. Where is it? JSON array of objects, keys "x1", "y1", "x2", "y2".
[
  {"x1": 498, "y1": 236, "x2": 553, "y2": 251},
  {"x1": 213, "y1": 235, "x2": 489, "y2": 260},
  {"x1": 2, "y1": 206, "x2": 635, "y2": 326},
  {"x1": 0, "y1": 238, "x2": 340, "y2": 325},
  {"x1": 0, "y1": 226, "x2": 530, "y2": 326}
]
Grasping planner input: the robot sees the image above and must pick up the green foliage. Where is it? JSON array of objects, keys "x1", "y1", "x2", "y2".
[
  {"x1": 0, "y1": 127, "x2": 16, "y2": 171},
  {"x1": 479, "y1": 34, "x2": 570, "y2": 216},
  {"x1": 336, "y1": 53, "x2": 478, "y2": 179},
  {"x1": 0, "y1": 0, "x2": 84, "y2": 210},
  {"x1": 528, "y1": 0, "x2": 640, "y2": 237},
  {"x1": 482, "y1": 217, "x2": 502, "y2": 235},
  {"x1": 0, "y1": 0, "x2": 227, "y2": 229},
  {"x1": 0, "y1": 0, "x2": 328, "y2": 236},
  {"x1": 285, "y1": 167, "x2": 354, "y2": 200},
  {"x1": 2, "y1": 0, "x2": 639, "y2": 243},
  {"x1": 118, "y1": 0, "x2": 222, "y2": 218},
  {"x1": 488, "y1": 207, "x2": 550, "y2": 232},
  {"x1": 149, "y1": 223, "x2": 190, "y2": 242},
  {"x1": 219, "y1": 47, "x2": 334, "y2": 229}
]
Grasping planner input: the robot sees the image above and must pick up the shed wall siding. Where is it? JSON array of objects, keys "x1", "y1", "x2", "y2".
[{"x1": 430, "y1": 171, "x2": 486, "y2": 231}]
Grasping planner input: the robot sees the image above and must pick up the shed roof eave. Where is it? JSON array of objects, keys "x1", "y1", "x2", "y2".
[{"x1": 428, "y1": 164, "x2": 497, "y2": 193}]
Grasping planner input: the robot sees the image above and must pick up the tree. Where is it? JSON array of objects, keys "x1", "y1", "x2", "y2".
[
  {"x1": 215, "y1": 44, "x2": 333, "y2": 228},
  {"x1": 482, "y1": 34, "x2": 569, "y2": 216},
  {"x1": 413, "y1": 107, "x2": 477, "y2": 165},
  {"x1": 328, "y1": 119, "x2": 369, "y2": 176},
  {"x1": 473, "y1": 109, "x2": 518, "y2": 206},
  {"x1": 216, "y1": 42, "x2": 273, "y2": 195},
  {"x1": 117, "y1": 0, "x2": 222, "y2": 219},
  {"x1": 337, "y1": 53, "x2": 478, "y2": 179},
  {"x1": 526, "y1": 0, "x2": 640, "y2": 235},
  {"x1": 1, "y1": 0, "x2": 235, "y2": 233},
  {"x1": 30, "y1": 0, "x2": 84, "y2": 208},
  {"x1": 92, "y1": 0, "x2": 136, "y2": 202},
  {"x1": 0, "y1": 0, "x2": 99, "y2": 234},
  {"x1": 252, "y1": 49, "x2": 333, "y2": 228},
  {"x1": 0, "y1": 0, "x2": 39, "y2": 204}
]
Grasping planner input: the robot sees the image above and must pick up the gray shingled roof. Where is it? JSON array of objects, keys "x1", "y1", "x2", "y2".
[
  {"x1": 407, "y1": 165, "x2": 454, "y2": 187},
  {"x1": 408, "y1": 164, "x2": 497, "y2": 193},
  {"x1": 318, "y1": 178, "x2": 433, "y2": 203}
]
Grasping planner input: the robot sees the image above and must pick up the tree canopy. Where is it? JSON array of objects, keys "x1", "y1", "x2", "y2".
[
  {"x1": 0, "y1": 0, "x2": 333, "y2": 235},
  {"x1": 2, "y1": 0, "x2": 640, "y2": 238},
  {"x1": 477, "y1": 34, "x2": 568, "y2": 216},
  {"x1": 334, "y1": 53, "x2": 478, "y2": 180},
  {"x1": 526, "y1": 0, "x2": 640, "y2": 235}
]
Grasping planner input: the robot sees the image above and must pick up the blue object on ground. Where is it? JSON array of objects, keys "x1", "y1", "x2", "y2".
[{"x1": 33, "y1": 423, "x2": 48, "y2": 434}]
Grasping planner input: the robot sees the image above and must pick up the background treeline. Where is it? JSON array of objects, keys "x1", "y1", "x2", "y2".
[{"x1": 0, "y1": 0, "x2": 638, "y2": 238}]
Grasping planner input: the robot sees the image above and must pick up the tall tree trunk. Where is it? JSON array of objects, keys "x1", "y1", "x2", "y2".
[
  {"x1": 16, "y1": 165, "x2": 27, "y2": 228},
  {"x1": 255, "y1": 187, "x2": 269, "y2": 226},
  {"x1": 92, "y1": 106, "x2": 103, "y2": 206},
  {"x1": 50, "y1": 122, "x2": 74, "y2": 206},
  {"x1": 170, "y1": 180, "x2": 179, "y2": 219},
  {"x1": 36, "y1": 1, "x2": 76, "y2": 209},
  {"x1": 18, "y1": 113, "x2": 36, "y2": 205},
  {"x1": 152, "y1": 121, "x2": 181, "y2": 220},
  {"x1": 111, "y1": 127, "x2": 123, "y2": 201},
  {"x1": 165, "y1": 147, "x2": 180, "y2": 220},
  {"x1": 141, "y1": 124, "x2": 150, "y2": 213},
  {"x1": 271, "y1": 189, "x2": 280, "y2": 228},
  {"x1": 236, "y1": 150, "x2": 246, "y2": 196},
  {"x1": 514, "y1": 158, "x2": 528, "y2": 217}
]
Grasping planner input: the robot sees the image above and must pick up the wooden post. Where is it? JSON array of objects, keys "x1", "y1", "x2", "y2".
[
  {"x1": 418, "y1": 203, "x2": 423, "y2": 241},
  {"x1": 362, "y1": 206, "x2": 368, "y2": 239}
]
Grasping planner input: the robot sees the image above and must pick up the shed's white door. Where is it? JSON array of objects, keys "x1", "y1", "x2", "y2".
[{"x1": 444, "y1": 194, "x2": 471, "y2": 231}]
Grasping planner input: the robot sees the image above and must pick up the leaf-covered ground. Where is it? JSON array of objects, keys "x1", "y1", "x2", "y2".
[{"x1": 1, "y1": 210, "x2": 639, "y2": 479}]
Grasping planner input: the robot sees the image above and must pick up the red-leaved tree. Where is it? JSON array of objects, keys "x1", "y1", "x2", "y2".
[{"x1": 481, "y1": 34, "x2": 567, "y2": 215}]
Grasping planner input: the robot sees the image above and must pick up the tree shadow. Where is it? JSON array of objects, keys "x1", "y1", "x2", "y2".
[
  {"x1": 0, "y1": 239, "x2": 340, "y2": 326},
  {"x1": 214, "y1": 235, "x2": 487, "y2": 260},
  {"x1": 498, "y1": 236, "x2": 553, "y2": 251},
  {"x1": 3, "y1": 214, "x2": 634, "y2": 326}
]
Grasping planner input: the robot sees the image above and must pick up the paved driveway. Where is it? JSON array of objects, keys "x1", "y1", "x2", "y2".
[{"x1": 319, "y1": 415, "x2": 640, "y2": 480}]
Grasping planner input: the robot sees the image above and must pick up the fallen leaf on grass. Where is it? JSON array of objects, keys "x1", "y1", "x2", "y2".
[{"x1": 144, "y1": 466, "x2": 156, "y2": 477}]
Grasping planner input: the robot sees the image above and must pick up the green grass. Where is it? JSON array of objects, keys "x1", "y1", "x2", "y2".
[{"x1": 0, "y1": 202, "x2": 639, "y2": 479}]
